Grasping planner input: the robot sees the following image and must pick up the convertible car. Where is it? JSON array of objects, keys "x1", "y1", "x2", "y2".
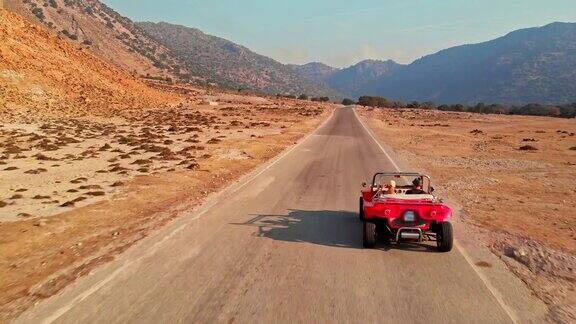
[{"x1": 359, "y1": 172, "x2": 453, "y2": 252}]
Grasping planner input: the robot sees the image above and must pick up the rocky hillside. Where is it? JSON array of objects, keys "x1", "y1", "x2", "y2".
[
  {"x1": 290, "y1": 59, "x2": 402, "y2": 98},
  {"x1": 288, "y1": 62, "x2": 338, "y2": 86},
  {"x1": 364, "y1": 22, "x2": 576, "y2": 105},
  {"x1": 327, "y1": 60, "x2": 403, "y2": 98},
  {"x1": 137, "y1": 22, "x2": 340, "y2": 97},
  {"x1": 4, "y1": 0, "x2": 338, "y2": 97},
  {"x1": 4, "y1": 0, "x2": 189, "y2": 80},
  {"x1": 0, "y1": 8, "x2": 175, "y2": 120}
]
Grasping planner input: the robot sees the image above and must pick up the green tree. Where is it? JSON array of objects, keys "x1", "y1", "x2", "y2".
[{"x1": 342, "y1": 98, "x2": 354, "y2": 105}]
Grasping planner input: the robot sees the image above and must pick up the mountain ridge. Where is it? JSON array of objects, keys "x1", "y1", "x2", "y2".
[
  {"x1": 362, "y1": 21, "x2": 576, "y2": 104},
  {"x1": 290, "y1": 59, "x2": 403, "y2": 98},
  {"x1": 292, "y1": 21, "x2": 576, "y2": 105},
  {"x1": 136, "y1": 21, "x2": 341, "y2": 98}
]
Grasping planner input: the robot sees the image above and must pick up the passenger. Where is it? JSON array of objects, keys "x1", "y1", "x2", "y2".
[
  {"x1": 406, "y1": 178, "x2": 425, "y2": 194},
  {"x1": 384, "y1": 180, "x2": 396, "y2": 194},
  {"x1": 376, "y1": 179, "x2": 395, "y2": 197}
]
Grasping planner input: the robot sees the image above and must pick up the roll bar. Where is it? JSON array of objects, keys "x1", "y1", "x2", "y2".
[{"x1": 370, "y1": 172, "x2": 432, "y2": 192}]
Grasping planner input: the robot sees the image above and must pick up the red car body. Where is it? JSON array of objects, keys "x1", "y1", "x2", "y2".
[{"x1": 359, "y1": 172, "x2": 453, "y2": 251}]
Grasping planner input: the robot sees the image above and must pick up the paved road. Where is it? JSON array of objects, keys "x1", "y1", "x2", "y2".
[{"x1": 16, "y1": 107, "x2": 545, "y2": 323}]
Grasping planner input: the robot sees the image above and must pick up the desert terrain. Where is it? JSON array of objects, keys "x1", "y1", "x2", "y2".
[
  {"x1": 0, "y1": 91, "x2": 333, "y2": 321},
  {"x1": 0, "y1": 7, "x2": 336, "y2": 321},
  {"x1": 2, "y1": 2, "x2": 575, "y2": 323},
  {"x1": 358, "y1": 107, "x2": 576, "y2": 321}
]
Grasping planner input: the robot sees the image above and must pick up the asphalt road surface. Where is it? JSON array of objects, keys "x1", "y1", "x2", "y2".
[{"x1": 16, "y1": 107, "x2": 546, "y2": 323}]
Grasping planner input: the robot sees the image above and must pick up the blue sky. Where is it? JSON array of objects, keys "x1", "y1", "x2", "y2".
[{"x1": 104, "y1": 0, "x2": 576, "y2": 68}]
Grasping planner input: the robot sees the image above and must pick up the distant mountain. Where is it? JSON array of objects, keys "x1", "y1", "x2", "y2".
[
  {"x1": 138, "y1": 22, "x2": 340, "y2": 97},
  {"x1": 328, "y1": 60, "x2": 403, "y2": 98},
  {"x1": 363, "y1": 22, "x2": 576, "y2": 105},
  {"x1": 288, "y1": 62, "x2": 338, "y2": 86},
  {"x1": 290, "y1": 59, "x2": 403, "y2": 98}
]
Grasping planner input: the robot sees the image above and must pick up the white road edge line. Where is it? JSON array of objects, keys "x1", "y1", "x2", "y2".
[
  {"x1": 352, "y1": 107, "x2": 519, "y2": 324},
  {"x1": 36, "y1": 107, "x2": 338, "y2": 324}
]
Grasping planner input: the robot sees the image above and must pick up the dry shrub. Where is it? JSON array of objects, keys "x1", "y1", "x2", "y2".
[{"x1": 519, "y1": 145, "x2": 538, "y2": 151}]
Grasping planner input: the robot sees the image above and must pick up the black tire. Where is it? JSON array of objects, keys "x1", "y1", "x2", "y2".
[
  {"x1": 377, "y1": 224, "x2": 392, "y2": 245},
  {"x1": 359, "y1": 197, "x2": 364, "y2": 221},
  {"x1": 363, "y1": 221, "x2": 376, "y2": 248},
  {"x1": 437, "y1": 222, "x2": 453, "y2": 252}
]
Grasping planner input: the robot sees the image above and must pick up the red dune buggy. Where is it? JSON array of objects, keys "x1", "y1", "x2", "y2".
[{"x1": 359, "y1": 172, "x2": 453, "y2": 252}]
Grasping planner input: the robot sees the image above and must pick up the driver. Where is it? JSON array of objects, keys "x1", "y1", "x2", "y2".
[{"x1": 406, "y1": 178, "x2": 425, "y2": 194}]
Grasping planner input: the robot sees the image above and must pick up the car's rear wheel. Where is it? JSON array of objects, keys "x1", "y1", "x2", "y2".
[
  {"x1": 363, "y1": 221, "x2": 376, "y2": 248},
  {"x1": 359, "y1": 197, "x2": 364, "y2": 221},
  {"x1": 436, "y1": 221, "x2": 453, "y2": 252}
]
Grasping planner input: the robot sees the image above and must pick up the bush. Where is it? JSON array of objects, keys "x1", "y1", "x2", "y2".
[
  {"x1": 356, "y1": 93, "x2": 574, "y2": 119},
  {"x1": 519, "y1": 145, "x2": 538, "y2": 151},
  {"x1": 298, "y1": 94, "x2": 309, "y2": 100},
  {"x1": 358, "y1": 96, "x2": 391, "y2": 107},
  {"x1": 61, "y1": 29, "x2": 78, "y2": 40},
  {"x1": 84, "y1": 6, "x2": 94, "y2": 16},
  {"x1": 342, "y1": 98, "x2": 355, "y2": 105},
  {"x1": 31, "y1": 7, "x2": 45, "y2": 20}
]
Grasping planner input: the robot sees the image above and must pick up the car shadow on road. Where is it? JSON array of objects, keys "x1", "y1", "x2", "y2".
[
  {"x1": 232, "y1": 209, "x2": 440, "y2": 253},
  {"x1": 232, "y1": 209, "x2": 363, "y2": 249},
  {"x1": 379, "y1": 241, "x2": 438, "y2": 253}
]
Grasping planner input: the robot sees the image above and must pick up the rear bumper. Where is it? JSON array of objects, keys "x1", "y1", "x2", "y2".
[
  {"x1": 395, "y1": 227, "x2": 424, "y2": 241},
  {"x1": 364, "y1": 215, "x2": 432, "y2": 231}
]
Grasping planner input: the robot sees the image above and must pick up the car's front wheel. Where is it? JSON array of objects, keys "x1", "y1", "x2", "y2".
[
  {"x1": 436, "y1": 221, "x2": 453, "y2": 252},
  {"x1": 363, "y1": 221, "x2": 376, "y2": 248}
]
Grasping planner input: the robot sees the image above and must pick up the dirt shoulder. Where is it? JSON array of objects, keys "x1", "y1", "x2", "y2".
[
  {"x1": 0, "y1": 94, "x2": 334, "y2": 322},
  {"x1": 357, "y1": 107, "x2": 575, "y2": 322}
]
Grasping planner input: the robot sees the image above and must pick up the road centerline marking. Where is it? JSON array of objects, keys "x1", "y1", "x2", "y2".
[{"x1": 28, "y1": 107, "x2": 338, "y2": 324}]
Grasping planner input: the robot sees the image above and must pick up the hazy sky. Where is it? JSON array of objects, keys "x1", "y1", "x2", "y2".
[{"x1": 104, "y1": 0, "x2": 576, "y2": 68}]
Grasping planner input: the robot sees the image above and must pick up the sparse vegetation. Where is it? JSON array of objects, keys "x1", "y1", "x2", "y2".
[
  {"x1": 519, "y1": 145, "x2": 538, "y2": 151},
  {"x1": 357, "y1": 96, "x2": 393, "y2": 107},
  {"x1": 61, "y1": 29, "x2": 78, "y2": 40},
  {"x1": 356, "y1": 95, "x2": 576, "y2": 119},
  {"x1": 84, "y1": 6, "x2": 94, "y2": 16},
  {"x1": 342, "y1": 98, "x2": 354, "y2": 105},
  {"x1": 31, "y1": 7, "x2": 45, "y2": 20}
]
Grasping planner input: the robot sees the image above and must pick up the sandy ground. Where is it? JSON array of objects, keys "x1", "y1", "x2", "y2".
[
  {"x1": 358, "y1": 107, "x2": 576, "y2": 322},
  {"x1": 0, "y1": 92, "x2": 334, "y2": 322}
]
